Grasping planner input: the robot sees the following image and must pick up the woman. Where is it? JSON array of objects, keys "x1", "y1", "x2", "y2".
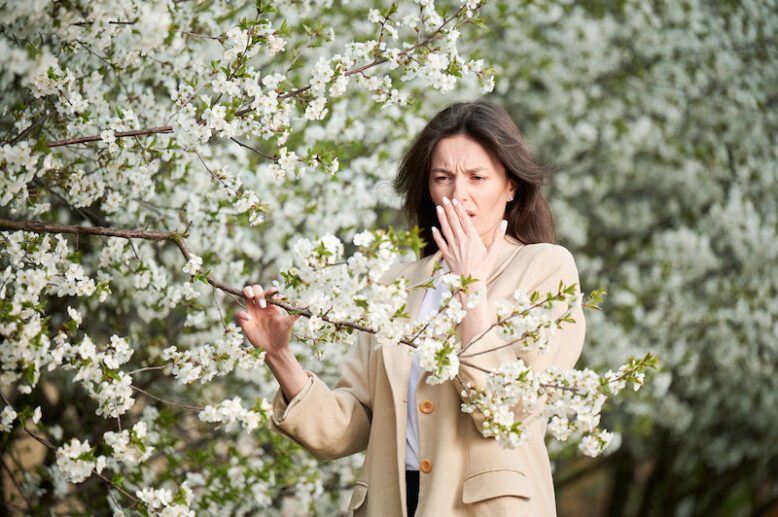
[{"x1": 236, "y1": 101, "x2": 585, "y2": 516}]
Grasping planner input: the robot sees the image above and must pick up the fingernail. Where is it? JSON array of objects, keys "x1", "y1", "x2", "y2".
[
  {"x1": 436, "y1": 205, "x2": 443, "y2": 213},
  {"x1": 432, "y1": 226, "x2": 438, "y2": 233},
  {"x1": 259, "y1": 298, "x2": 267, "y2": 308},
  {"x1": 501, "y1": 219, "x2": 508, "y2": 230},
  {"x1": 245, "y1": 287, "x2": 254, "y2": 298},
  {"x1": 451, "y1": 198, "x2": 458, "y2": 206},
  {"x1": 442, "y1": 196, "x2": 450, "y2": 205},
  {"x1": 238, "y1": 312, "x2": 251, "y2": 321}
]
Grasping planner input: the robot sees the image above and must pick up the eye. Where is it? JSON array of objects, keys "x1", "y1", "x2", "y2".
[{"x1": 472, "y1": 175, "x2": 485, "y2": 181}]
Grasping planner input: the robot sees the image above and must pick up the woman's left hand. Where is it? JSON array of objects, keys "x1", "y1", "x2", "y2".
[
  {"x1": 430, "y1": 196, "x2": 507, "y2": 284},
  {"x1": 431, "y1": 196, "x2": 506, "y2": 347}
]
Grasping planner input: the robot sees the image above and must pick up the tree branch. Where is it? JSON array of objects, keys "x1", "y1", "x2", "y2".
[
  {"x1": 0, "y1": 218, "x2": 419, "y2": 344},
  {"x1": 8, "y1": 112, "x2": 50, "y2": 146},
  {"x1": 47, "y1": 126, "x2": 173, "y2": 148},
  {"x1": 0, "y1": 218, "x2": 187, "y2": 242}
]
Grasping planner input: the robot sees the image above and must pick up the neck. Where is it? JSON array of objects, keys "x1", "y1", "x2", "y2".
[{"x1": 479, "y1": 225, "x2": 500, "y2": 247}]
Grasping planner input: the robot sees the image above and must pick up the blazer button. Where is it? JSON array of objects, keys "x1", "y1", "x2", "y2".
[
  {"x1": 420, "y1": 459, "x2": 432, "y2": 473},
  {"x1": 419, "y1": 400, "x2": 434, "y2": 414}
]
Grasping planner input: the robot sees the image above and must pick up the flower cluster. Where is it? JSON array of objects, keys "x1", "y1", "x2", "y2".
[
  {"x1": 103, "y1": 421, "x2": 154, "y2": 466},
  {"x1": 52, "y1": 333, "x2": 135, "y2": 418},
  {"x1": 55, "y1": 438, "x2": 104, "y2": 484},
  {"x1": 279, "y1": 230, "x2": 413, "y2": 355},
  {"x1": 163, "y1": 324, "x2": 266, "y2": 384},
  {"x1": 198, "y1": 396, "x2": 272, "y2": 433},
  {"x1": 1, "y1": 406, "x2": 17, "y2": 432}
]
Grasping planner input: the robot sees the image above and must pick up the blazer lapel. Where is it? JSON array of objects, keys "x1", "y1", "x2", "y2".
[{"x1": 381, "y1": 251, "x2": 440, "y2": 408}]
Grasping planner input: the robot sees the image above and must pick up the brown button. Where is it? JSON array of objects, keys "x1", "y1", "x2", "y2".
[
  {"x1": 419, "y1": 400, "x2": 434, "y2": 414},
  {"x1": 420, "y1": 459, "x2": 432, "y2": 473}
]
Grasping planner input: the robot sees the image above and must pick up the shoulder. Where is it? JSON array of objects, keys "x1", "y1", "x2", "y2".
[
  {"x1": 515, "y1": 242, "x2": 576, "y2": 266},
  {"x1": 502, "y1": 242, "x2": 580, "y2": 282}
]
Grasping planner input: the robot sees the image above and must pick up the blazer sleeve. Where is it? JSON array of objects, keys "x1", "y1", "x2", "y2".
[
  {"x1": 268, "y1": 262, "x2": 409, "y2": 460},
  {"x1": 453, "y1": 244, "x2": 586, "y2": 431},
  {"x1": 269, "y1": 330, "x2": 374, "y2": 461}
]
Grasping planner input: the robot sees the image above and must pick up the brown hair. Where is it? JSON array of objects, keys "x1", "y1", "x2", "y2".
[{"x1": 395, "y1": 100, "x2": 555, "y2": 257}]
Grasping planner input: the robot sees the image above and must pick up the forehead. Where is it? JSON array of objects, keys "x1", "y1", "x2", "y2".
[{"x1": 430, "y1": 134, "x2": 500, "y2": 170}]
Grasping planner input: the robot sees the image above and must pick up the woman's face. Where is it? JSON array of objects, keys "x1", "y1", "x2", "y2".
[{"x1": 428, "y1": 134, "x2": 515, "y2": 245}]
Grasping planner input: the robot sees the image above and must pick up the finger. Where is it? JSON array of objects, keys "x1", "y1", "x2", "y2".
[
  {"x1": 431, "y1": 226, "x2": 448, "y2": 253},
  {"x1": 452, "y1": 197, "x2": 478, "y2": 237},
  {"x1": 436, "y1": 203, "x2": 456, "y2": 248},
  {"x1": 443, "y1": 196, "x2": 464, "y2": 240},
  {"x1": 252, "y1": 284, "x2": 267, "y2": 308},
  {"x1": 243, "y1": 285, "x2": 255, "y2": 304},
  {"x1": 235, "y1": 311, "x2": 253, "y2": 339}
]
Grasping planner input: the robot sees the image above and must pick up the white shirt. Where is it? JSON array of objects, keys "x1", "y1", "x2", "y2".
[{"x1": 404, "y1": 262, "x2": 449, "y2": 471}]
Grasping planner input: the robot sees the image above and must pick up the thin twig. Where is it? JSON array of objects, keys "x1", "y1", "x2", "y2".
[
  {"x1": 459, "y1": 315, "x2": 568, "y2": 359},
  {"x1": 0, "y1": 455, "x2": 32, "y2": 511},
  {"x1": 460, "y1": 292, "x2": 571, "y2": 353},
  {"x1": 194, "y1": 150, "x2": 237, "y2": 195},
  {"x1": 213, "y1": 285, "x2": 228, "y2": 331},
  {"x1": 229, "y1": 137, "x2": 275, "y2": 160},
  {"x1": 177, "y1": 30, "x2": 226, "y2": 41},
  {"x1": 130, "y1": 385, "x2": 204, "y2": 411},
  {"x1": 8, "y1": 112, "x2": 50, "y2": 146},
  {"x1": 126, "y1": 366, "x2": 165, "y2": 375}
]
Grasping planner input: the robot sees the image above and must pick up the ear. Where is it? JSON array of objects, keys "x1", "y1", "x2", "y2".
[{"x1": 507, "y1": 178, "x2": 518, "y2": 201}]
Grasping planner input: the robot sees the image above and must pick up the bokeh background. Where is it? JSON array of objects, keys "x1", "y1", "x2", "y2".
[{"x1": 2, "y1": 0, "x2": 777, "y2": 515}]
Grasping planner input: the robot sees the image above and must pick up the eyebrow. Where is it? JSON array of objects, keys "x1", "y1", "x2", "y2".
[{"x1": 430, "y1": 167, "x2": 489, "y2": 174}]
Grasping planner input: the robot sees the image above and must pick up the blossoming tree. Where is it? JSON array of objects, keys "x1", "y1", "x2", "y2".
[{"x1": 1, "y1": 0, "x2": 655, "y2": 515}]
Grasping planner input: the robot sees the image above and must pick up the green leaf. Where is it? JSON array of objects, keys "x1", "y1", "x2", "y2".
[
  {"x1": 278, "y1": 19, "x2": 290, "y2": 38},
  {"x1": 32, "y1": 136, "x2": 51, "y2": 154}
]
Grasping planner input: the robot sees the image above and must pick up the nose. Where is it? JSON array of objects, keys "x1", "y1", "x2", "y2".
[{"x1": 452, "y1": 175, "x2": 469, "y2": 204}]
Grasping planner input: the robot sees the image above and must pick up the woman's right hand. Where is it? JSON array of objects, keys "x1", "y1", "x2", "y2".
[
  {"x1": 236, "y1": 284, "x2": 298, "y2": 358},
  {"x1": 237, "y1": 284, "x2": 309, "y2": 402}
]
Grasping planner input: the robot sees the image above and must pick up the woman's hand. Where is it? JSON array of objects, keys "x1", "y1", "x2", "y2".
[
  {"x1": 236, "y1": 285, "x2": 298, "y2": 358},
  {"x1": 237, "y1": 285, "x2": 308, "y2": 401},
  {"x1": 431, "y1": 196, "x2": 506, "y2": 347},
  {"x1": 430, "y1": 196, "x2": 507, "y2": 283}
]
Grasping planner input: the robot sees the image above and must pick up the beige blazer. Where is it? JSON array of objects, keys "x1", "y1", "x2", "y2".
[{"x1": 270, "y1": 236, "x2": 586, "y2": 516}]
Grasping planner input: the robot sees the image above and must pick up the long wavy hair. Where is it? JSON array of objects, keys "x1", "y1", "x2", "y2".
[{"x1": 395, "y1": 100, "x2": 555, "y2": 257}]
